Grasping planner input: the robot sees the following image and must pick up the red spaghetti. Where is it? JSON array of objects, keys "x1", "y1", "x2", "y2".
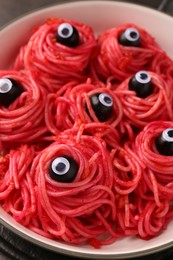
[
  {"x1": 1, "y1": 18, "x2": 173, "y2": 248},
  {"x1": 2, "y1": 132, "x2": 124, "y2": 246},
  {"x1": 149, "y1": 51, "x2": 173, "y2": 76},
  {"x1": 0, "y1": 70, "x2": 48, "y2": 145},
  {"x1": 130, "y1": 121, "x2": 173, "y2": 238},
  {"x1": 45, "y1": 78, "x2": 122, "y2": 148},
  {"x1": 135, "y1": 121, "x2": 173, "y2": 199},
  {"x1": 91, "y1": 23, "x2": 163, "y2": 82},
  {"x1": 14, "y1": 18, "x2": 96, "y2": 92},
  {"x1": 110, "y1": 141, "x2": 142, "y2": 236},
  {"x1": 0, "y1": 144, "x2": 36, "y2": 226},
  {"x1": 114, "y1": 71, "x2": 173, "y2": 128}
]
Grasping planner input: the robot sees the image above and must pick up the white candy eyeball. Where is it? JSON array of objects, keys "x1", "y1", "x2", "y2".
[
  {"x1": 99, "y1": 93, "x2": 113, "y2": 107},
  {"x1": 51, "y1": 157, "x2": 70, "y2": 176},
  {"x1": 124, "y1": 28, "x2": 140, "y2": 42},
  {"x1": 0, "y1": 77, "x2": 23, "y2": 107},
  {"x1": 49, "y1": 155, "x2": 79, "y2": 183},
  {"x1": 135, "y1": 71, "x2": 151, "y2": 84},
  {"x1": 58, "y1": 23, "x2": 73, "y2": 39},
  {"x1": 162, "y1": 128, "x2": 173, "y2": 142},
  {"x1": 155, "y1": 128, "x2": 173, "y2": 156},
  {"x1": 0, "y1": 78, "x2": 12, "y2": 93},
  {"x1": 118, "y1": 27, "x2": 140, "y2": 47},
  {"x1": 56, "y1": 22, "x2": 79, "y2": 47}
]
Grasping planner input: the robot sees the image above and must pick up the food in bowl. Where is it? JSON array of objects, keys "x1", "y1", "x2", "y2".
[{"x1": 1, "y1": 17, "x2": 173, "y2": 249}]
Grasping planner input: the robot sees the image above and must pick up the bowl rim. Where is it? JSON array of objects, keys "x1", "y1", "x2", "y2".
[
  {"x1": 1, "y1": 210, "x2": 173, "y2": 259},
  {"x1": 1, "y1": 0, "x2": 173, "y2": 33}
]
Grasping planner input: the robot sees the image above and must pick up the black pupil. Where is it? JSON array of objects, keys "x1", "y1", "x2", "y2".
[
  {"x1": 140, "y1": 73, "x2": 148, "y2": 80},
  {"x1": 104, "y1": 96, "x2": 112, "y2": 104},
  {"x1": 130, "y1": 31, "x2": 137, "y2": 39},
  {"x1": 62, "y1": 27, "x2": 70, "y2": 36},
  {"x1": 56, "y1": 162, "x2": 66, "y2": 172},
  {"x1": 168, "y1": 130, "x2": 173, "y2": 138}
]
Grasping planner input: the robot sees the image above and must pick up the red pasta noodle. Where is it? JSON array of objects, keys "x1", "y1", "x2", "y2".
[
  {"x1": 28, "y1": 132, "x2": 121, "y2": 245},
  {"x1": 111, "y1": 141, "x2": 142, "y2": 196},
  {"x1": 151, "y1": 54, "x2": 173, "y2": 96},
  {"x1": 109, "y1": 135, "x2": 173, "y2": 239},
  {"x1": 135, "y1": 121, "x2": 173, "y2": 199},
  {"x1": 109, "y1": 141, "x2": 141, "y2": 234},
  {"x1": 129, "y1": 196, "x2": 171, "y2": 239},
  {"x1": 44, "y1": 80, "x2": 79, "y2": 135},
  {"x1": 13, "y1": 18, "x2": 96, "y2": 92},
  {"x1": 114, "y1": 71, "x2": 173, "y2": 128},
  {"x1": 0, "y1": 70, "x2": 48, "y2": 145},
  {"x1": 45, "y1": 78, "x2": 122, "y2": 148},
  {"x1": 91, "y1": 23, "x2": 163, "y2": 82},
  {"x1": 2, "y1": 18, "x2": 173, "y2": 248},
  {"x1": 45, "y1": 78, "x2": 123, "y2": 130},
  {"x1": 68, "y1": 79, "x2": 123, "y2": 127},
  {"x1": 0, "y1": 144, "x2": 36, "y2": 225},
  {"x1": 149, "y1": 51, "x2": 173, "y2": 76},
  {"x1": 122, "y1": 120, "x2": 173, "y2": 238}
]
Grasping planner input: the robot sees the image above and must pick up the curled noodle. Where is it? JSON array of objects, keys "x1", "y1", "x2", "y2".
[
  {"x1": 28, "y1": 133, "x2": 120, "y2": 246},
  {"x1": 14, "y1": 18, "x2": 96, "y2": 92},
  {"x1": 45, "y1": 78, "x2": 123, "y2": 132},
  {"x1": 91, "y1": 23, "x2": 162, "y2": 82},
  {"x1": 1, "y1": 18, "x2": 173, "y2": 248},
  {"x1": 0, "y1": 145, "x2": 36, "y2": 225},
  {"x1": 115, "y1": 71, "x2": 173, "y2": 128},
  {"x1": 0, "y1": 70, "x2": 48, "y2": 144},
  {"x1": 45, "y1": 78, "x2": 122, "y2": 148}
]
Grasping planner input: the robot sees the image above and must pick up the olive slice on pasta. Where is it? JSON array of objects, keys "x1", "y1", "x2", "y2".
[
  {"x1": 128, "y1": 71, "x2": 153, "y2": 98},
  {"x1": 155, "y1": 128, "x2": 173, "y2": 156},
  {"x1": 49, "y1": 156, "x2": 79, "y2": 182},
  {"x1": 56, "y1": 22, "x2": 79, "y2": 47},
  {"x1": 90, "y1": 92, "x2": 113, "y2": 122},
  {"x1": 0, "y1": 78, "x2": 23, "y2": 107},
  {"x1": 118, "y1": 27, "x2": 140, "y2": 47}
]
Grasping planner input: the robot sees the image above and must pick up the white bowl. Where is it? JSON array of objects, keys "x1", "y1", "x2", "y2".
[{"x1": 1, "y1": 1, "x2": 173, "y2": 259}]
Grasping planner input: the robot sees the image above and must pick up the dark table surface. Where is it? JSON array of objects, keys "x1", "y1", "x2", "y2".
[{"x1": 1, "y1": 0, "x2": 173, "y2": 259}]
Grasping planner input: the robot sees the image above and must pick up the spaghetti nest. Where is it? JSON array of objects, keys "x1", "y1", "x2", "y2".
[
  {"x1": 91, "y1": 23, "x2": 163, "y2": 82},
  {"x1": 14, "y1": 18, "x2": 96, "y2": 92},
  {"x1": 1, "y1": 19, "x2": 173, "y2": 248},
  {"x1": 45, "y1": 78, "x2": 122, "y2": 148},
  {"x1": 0, "y1": 70, "x2": 47, "y2": 145},
  {"x1": 1, "y1": 132, "x2": 122, "y2": 247},
  {"x1": 135, "y1": 121, "x2": 173, "y2": 200},
  {"x1": 114, "y1": 71, "x2": 173, "y2": 128}
]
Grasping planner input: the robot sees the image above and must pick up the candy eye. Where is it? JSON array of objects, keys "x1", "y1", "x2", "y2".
[
  {"x1": 0, "y1": 78, "x2": 23, "y2": 107},
  {"x1": 52, "y1": 157, "x2": 70, "y2": 175},
  {"x1": 89, "y1": 93, "x2": 113, "y2": 122},
  {"x1": 135, "y1": 71, "x2": 150, "y2": 84},
  {"x1": 56, "y1": 23, "x2": 79, "y2": 47},
  {"x1": 58, "y1": 23, "x2": 73, "y2": 38},
  {"x1": 49, "y1": 156, "x2": 78, "y2": 182},
  {"x1": 128, "y1": 71, "x2": 153, "y2": 98},
  {"x1": 99, "y1": 93, "x2": 113, "y2": 107},
  {"x1": 0, "y1": 78, "x2": 12, "y2": 93},
  {"x1": 155, "y1": 128, "x2": 173, "y2": 156},
  {"x1": 118, "y1": 27, "x2": 140, "y2": 47}
]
